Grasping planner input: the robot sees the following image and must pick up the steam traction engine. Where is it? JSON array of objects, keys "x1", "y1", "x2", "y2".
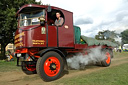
[{"x1": 15, "y1": 4, "x2": 116, "y2": 81}]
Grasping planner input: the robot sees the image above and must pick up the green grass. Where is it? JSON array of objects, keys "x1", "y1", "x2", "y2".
[
  {"x1": 0, "y1": 59, "x2": 20, "y2": 72},
  {"x1": 114, "y1": 51, "x2": 128, "y2": 58},
  {"x1": 55, "y1": 63, "x2": 128, "y2": 85}
]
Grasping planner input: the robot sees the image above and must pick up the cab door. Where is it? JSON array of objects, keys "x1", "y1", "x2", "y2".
[{"x1": 48, "y1": 26, "x2": 57, "y2": 47}]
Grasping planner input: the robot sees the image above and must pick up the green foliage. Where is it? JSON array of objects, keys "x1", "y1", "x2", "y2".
[
  {"x1": 121, "y1": 29, "x2": 128, "y2": 44},
  {"x1": 95, "y1": 30, "x2": 118, "y2": 40},
  {"x1": 95, "y1": 31, "x2": 105, "y2": 40},
  {"x1": 0, "y1": 0, "x2": 40, "y2": 59},
  {"x1": 95, "y1": 30, "x2": 120, "y2": 45}
]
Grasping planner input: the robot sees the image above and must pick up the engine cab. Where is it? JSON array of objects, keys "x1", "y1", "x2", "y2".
[{"x1": 15, "y1": 4, "x2": 75, "y2": 51}]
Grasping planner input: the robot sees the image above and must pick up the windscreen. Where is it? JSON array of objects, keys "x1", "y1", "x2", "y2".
[{"x1": 19, "y1": 9, "x2": 45, "y2": 27}]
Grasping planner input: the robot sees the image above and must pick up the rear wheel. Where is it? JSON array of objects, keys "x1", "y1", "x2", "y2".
[
  {"x1": 36, "y1": 51, "x2": 64, "y2": 81},
  {"x1": 21, "y1": 61, "x2": 37, "y2": 75},
  {"x1": 101, "y1": 51, "x2": 111, "y2": 67}
]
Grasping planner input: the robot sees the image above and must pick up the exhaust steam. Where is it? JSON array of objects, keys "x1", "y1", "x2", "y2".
[{"x1": 67, "y1": 46, "x2": 106, "y2": 69}]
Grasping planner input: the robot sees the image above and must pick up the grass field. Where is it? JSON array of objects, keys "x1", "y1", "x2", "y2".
[
  {"x1": 0, "y1": 52, "x2": 128, "y2": 85},
  {"x1": 55, "y1": 62, "x2": 128, "y2": 85},
  {"x1": 0, "y1": 60, "x2": 20, "y2": 72}
]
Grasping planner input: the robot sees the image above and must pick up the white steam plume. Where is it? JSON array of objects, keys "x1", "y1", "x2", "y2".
[{"x1": 67, "y1": 46, "x2": 106, "y2": 69}]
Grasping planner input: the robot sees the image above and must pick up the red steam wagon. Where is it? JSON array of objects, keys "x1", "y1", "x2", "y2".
[{"x1": 15, "y1": 4, "x2": 117, "y2": 81}]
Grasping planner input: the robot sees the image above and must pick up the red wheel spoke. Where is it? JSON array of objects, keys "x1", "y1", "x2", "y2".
[{"x1": 44, "y1": 56, "x2": 60, "y2": 77}]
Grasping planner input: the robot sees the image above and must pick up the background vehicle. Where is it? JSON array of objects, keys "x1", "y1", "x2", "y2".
[
  {"x1": 15, "y1": 4, "x2": 117, "y2": 81},
  {"x1": 123, "y1": 44, "x2": 128, "y2": 52}
]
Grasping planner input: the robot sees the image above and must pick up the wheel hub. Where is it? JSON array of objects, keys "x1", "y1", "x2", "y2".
[{"x1": 49, "y1": 63, "x2": 56, "y2": 70}]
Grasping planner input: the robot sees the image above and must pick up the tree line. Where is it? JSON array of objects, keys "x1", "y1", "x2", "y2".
[
  {"x1": 95, "y1": 29, "x2": 128, "y2": 46},
  {"x1": 0, "y1": 0, "x2": 40, "y2": 59}
]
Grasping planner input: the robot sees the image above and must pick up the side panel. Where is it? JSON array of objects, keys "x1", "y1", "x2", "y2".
[
  {"x1": 15, "y1": 26, "x2": 47, "y2": 49},
  {"x1": 48, "y1": 26, "x2": 57, "y2": 47},
  {"x1": 27, "y1": 26, "x2": 47, "y2": 47},
  {"x1": 58, "y1": 10, "x2": 74, "y2": 48}
]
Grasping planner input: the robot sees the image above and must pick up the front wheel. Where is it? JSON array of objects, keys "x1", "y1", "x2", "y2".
[
  {"x1": 36, "y1": 51, "x2": 64, "y2": 81},
  {"x1": 101, "y1": 51, "x2": 111, "y2": 67}
]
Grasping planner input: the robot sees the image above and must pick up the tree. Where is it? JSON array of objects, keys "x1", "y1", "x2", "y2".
[
  {"x1": 0, "y1": 0, "x2": 40, "y2": 59},
  {"x1": 95, "y1": 31, "x2": 105, "y2": 40},
  {"x1": 95, "y1": 30, "x2": 119, "y2": 43},
  {"x1": 121, "y1": 29, "x2": 128, "y2": 44}
]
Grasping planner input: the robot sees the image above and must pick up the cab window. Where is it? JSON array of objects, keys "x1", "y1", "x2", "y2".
[
  {"x1": 19, "y1": 9, "x2": 45, "y2": 27},
  {"x1": 47, "y1": 9, "x2": 64, "y2": 26}
]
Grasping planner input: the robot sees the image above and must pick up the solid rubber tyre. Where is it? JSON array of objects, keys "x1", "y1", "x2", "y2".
[{"x1": 36, "y1": 51, "x2": 64, "y2": 81}]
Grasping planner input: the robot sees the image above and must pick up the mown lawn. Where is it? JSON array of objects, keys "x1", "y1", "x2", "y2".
[
  {"x1": 0, "y1": 59, "x2": 20, "y2": 72},
  {"x1": 55, "y1": 63, "x2": 128, "y2": 85},
  {"x1": 114, "y1": 51, "x2": 128, "y2": 58}
]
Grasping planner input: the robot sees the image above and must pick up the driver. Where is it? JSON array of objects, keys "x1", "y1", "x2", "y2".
[{"x1": 55, "y1": 12, "x2": 64, "y2": 26}]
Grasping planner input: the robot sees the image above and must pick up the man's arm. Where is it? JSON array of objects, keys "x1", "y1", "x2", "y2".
[
  {"x1": 55, "y1": 19, "x2": 58, "y2": 26},
  {"x1": 55, "y1": 18, "x2": 64, "y2": 26},
  {"x1": 58, "y1": 18, "x2": 64, "y2": 26}
]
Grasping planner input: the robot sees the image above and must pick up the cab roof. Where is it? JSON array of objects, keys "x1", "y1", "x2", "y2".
[{"x1": 16, "y1": 4, "x2": 72, "y2": 17}]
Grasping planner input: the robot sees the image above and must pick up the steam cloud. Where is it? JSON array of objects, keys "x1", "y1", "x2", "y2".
[{"x1": 67, "y1": 46, "x2": 106, "y2": 69}]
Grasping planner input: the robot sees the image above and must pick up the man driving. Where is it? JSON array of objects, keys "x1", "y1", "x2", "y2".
[{"x1": 55, "y1": 12, "x2": 64, "y2": 26}]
